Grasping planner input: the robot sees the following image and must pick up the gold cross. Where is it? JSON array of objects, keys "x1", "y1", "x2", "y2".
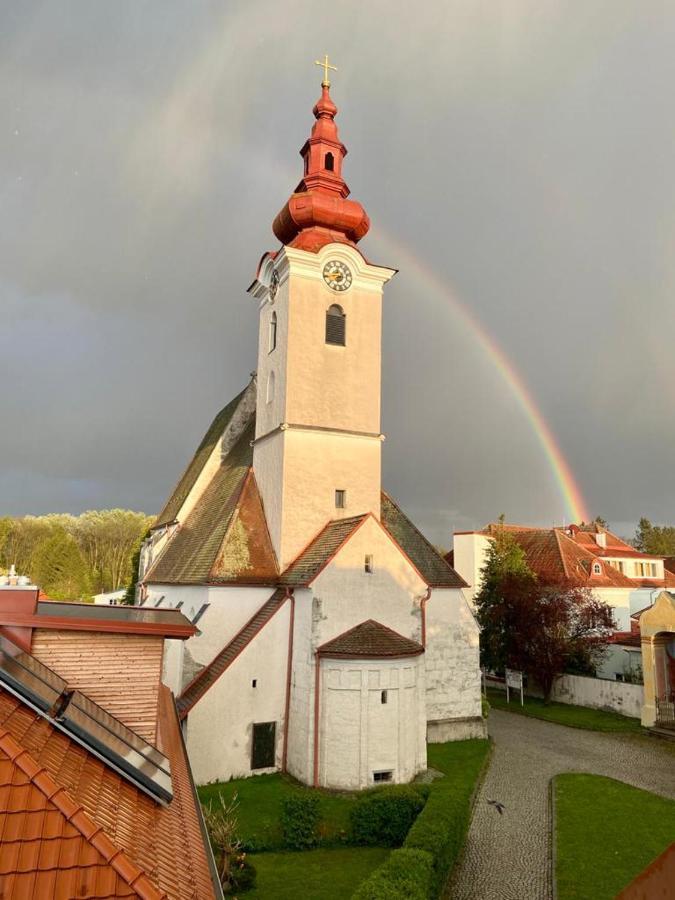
[{"x1": 315, "y1": 54, "x2": 337, "y2": 87}]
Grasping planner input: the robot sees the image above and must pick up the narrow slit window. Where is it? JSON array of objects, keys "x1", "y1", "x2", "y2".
[
  {"x1": 252, "y1": 679, "x2": 257, "y2": 688},
  {"x1": 325, "y1": 305, "x2": 346, "y2": 346},
  {"x1": 266, "y1": 370, "x2": 275, "y2": 404},
  {"x1": 325, "y1": 151, "x2": 335, "y2": 171},
  {"x1": 335, "y1": 489, "x2": 346, "y2": 509},
  {"x1": 269, "y1": 311, "x2": 277, "y2": 353},
  {"x1": 381, "y1": 690, "x2": 388, "y2": 705},
  {"x1": 365, "y1": 555, "x2": 374, "y2": 574}
]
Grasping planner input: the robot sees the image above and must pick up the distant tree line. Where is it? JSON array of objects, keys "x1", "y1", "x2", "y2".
[{"x1": 0, "y1": 510, "x2": 153, "y2": 601}]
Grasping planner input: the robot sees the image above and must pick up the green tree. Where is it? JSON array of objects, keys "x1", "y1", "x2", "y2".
[
  {"x1": 474, "y1": 524, "x2": 535, "y2": 673},
  {"x1": 32, "y1": 528, "x2": 92, "y2": 600},
  {"x1": 634, "y1": 517, "x2": 675, "y2": 555}
]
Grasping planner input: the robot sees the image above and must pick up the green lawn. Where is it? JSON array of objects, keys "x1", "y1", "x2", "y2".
[
  {"x1": 555, "y1": 774, "x2": 675, "y2": 900},
  {"x1": 487, "y1": 688, "x2": 643, "y2": 733},
  {"x1": 247, "y1": 847, "x2": 390, "y2": 899},
  {"x1": 198, "y1": 773, "x2": 355, "y2": 850}
]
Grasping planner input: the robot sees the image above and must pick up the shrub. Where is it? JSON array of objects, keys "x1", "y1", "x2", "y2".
[
  {"x1": 280, "y1": 794, "x2": 320, "y2": 850},
  {"x1": 350, "y1": 785, "x2": 426, "y2": 848},
  {"x1": 351, "y1": 848, "x2": 433, "y2": 900},
  {"x1": 202, "y1": 793, "x2": 252, "y2": 893}
]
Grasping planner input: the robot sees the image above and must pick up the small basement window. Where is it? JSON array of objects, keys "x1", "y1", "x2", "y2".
[
  {"x1": 373, "y1": 771, "x2": 393, "y2": 783},
  {"x1": 335, "y1": 489, "x2": 346, "y2": 509},
  {"x1": 381, "y1": 690, "x2": 388, "y2": 705},
  {"x1": 365, "y1": 555, "x2": 373, "y2": 574}
]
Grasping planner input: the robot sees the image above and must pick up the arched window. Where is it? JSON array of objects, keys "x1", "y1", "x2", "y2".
[
  {"x1": 325, "y1": 152, "x2": 335, "y2": 172},
  {"x1": 592, "y1": 562, "x2": 601, "y2": 575},
  {"x1": 269, "y1": 311, "x2": 277, "y2": 353},
  {"x1": 325, "y1": 304, "x2": 346, "y2": 346},
  {"x1": 266, "y1": 370, "x2": 275, "y2": 404}
]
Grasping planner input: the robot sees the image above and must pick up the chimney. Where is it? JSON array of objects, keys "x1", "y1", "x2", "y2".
[{"x1": 0, "y1": 570, "x2": 39, "y2": 652}]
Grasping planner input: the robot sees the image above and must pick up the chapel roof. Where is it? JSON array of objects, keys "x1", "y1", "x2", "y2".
[
  {"x1": 0, "y1": 679, "x2": 218, "y2": 899},
  {"x1": 317, "y1": 619, "x2": 424, "y2": 659},
  {"x1": 381, "y1": 493, "x2": 467, "y2": 588},
  {"x1": 146, "y1": 419, "x2": 278, "y2": 586},
  {"x1": 154, "y1": 382, "x2": 253, "y2": 529}
]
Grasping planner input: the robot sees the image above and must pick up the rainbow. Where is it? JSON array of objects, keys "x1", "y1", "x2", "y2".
[{"x1": 371, "y1": 229, "x2": 590, "y2": 525}]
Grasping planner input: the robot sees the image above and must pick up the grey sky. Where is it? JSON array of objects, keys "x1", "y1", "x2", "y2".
[{"x1": 2, "y1": 1, "x2": 674, "y2": 545}]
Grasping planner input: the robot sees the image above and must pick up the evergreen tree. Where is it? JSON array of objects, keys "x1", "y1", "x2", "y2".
[
  {"x1": 473, "y1": 524, "x2": 535, "y2": 673},
  {"x1": 32, "y1": 528, "x2": 92, "y2": 600}
]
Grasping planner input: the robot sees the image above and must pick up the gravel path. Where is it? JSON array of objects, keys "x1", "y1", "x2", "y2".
[{"x1": 449, "y1": 709, "x2": 675, "y2": 900}]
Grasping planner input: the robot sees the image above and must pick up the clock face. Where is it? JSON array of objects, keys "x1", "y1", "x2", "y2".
[
  {"x1": 323, "y1": 260, "x2": 352, "y2": 292},
  {"x1": 269, "y1": 269, "x2": 279, "y2": 302}
]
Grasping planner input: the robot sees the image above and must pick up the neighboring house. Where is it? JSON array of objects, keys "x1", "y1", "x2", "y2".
[
  {"x1": 0, "y1": 586, "x2": 220, "y2": 898},
  {"x1": 596, "y1": 614, "x2": 643, "y2": 682},
  {"x1": 94, "y1": 588, "x2": 127, "y2": 605},
  {"x1": 453, "y1": 522, "x2": 675, "y2": 633},
  {"x1": 139, "y1": 80, "x2": 483, "y2": 791}
]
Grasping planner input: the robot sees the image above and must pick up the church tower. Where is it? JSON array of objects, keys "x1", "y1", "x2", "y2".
[{"x1": 248, "y1": 67, "x2": 395, "y2": 570}]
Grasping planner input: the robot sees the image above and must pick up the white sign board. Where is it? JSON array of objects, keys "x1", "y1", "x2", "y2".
[
  {"x1": 505, "y1": 668, "x2": 524, "y2": 705},
  {"x1": 506, "y1": 669, "x2": 522, "y2": 689}
]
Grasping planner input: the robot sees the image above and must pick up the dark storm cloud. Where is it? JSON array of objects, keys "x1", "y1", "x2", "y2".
[{"x1": 3, "y1": 1, "x2": 675, "y2": 544}]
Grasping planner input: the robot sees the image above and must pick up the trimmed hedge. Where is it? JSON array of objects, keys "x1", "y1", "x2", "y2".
[
  {"x1": 351, "y1": 740, "x2": 490, "y2": 898},
  {"x1": 351, "y1": 848, "x2": 433, "y2": 900},
  {"x1": 350, "y1": 785, "x2": 428, "y2": 847}
]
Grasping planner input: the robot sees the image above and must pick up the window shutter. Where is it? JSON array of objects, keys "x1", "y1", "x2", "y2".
[{"x1": 325, "y1": 306, "x2": 346, "y2": 345}]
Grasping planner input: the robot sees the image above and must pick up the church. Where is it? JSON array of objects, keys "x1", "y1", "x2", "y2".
[{"x1": 138, "y1": 67, "x2": 482, "y2": 790}]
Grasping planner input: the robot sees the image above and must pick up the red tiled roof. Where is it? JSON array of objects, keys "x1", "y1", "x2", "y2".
[
  {"x1": 608, "y1": 631, "x2": 642, "y2": 648},
  {"x1": 0, "y1": 684, "x2": 217, "y2": 899},
  {"x1": 317, "y1": 619, "x2": 424, "y2": 659},
  {"x1": 481, "y1": 524, "x2": 638, "y2": 588}
]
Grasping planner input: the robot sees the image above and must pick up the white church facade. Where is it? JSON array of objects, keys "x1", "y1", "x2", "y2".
[{"x1": 139, "y1": 76, "x2": 482, "y2": 790}]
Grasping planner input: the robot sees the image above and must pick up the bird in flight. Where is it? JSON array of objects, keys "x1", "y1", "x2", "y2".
[{"x1": 487, "y1": 799, "x2": 506, "y2": 815}]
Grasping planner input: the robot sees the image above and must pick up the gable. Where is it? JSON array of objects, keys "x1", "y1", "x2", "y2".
[
  {"x1": 146, "y1": 421, "x2": 269, "y2": 585},
  {"x1": 313, "y1": 514, "x2": 428, "y2": 595}
]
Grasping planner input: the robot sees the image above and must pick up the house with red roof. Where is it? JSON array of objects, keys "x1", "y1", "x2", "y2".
[
  {"x1": 0, "y1": 576, "x2": 221, "y2": 899},
  {"x1": 137, "y1": 78, "x2": 483, "y2": 791},
  {"x1": 452, "y1": 522, "x2": 675, "y2": 681}
]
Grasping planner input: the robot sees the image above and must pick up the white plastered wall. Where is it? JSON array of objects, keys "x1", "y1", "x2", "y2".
[
  {"x1": 424, "y1": 588, "x2": 481, "y2": 722},
  {"x1": 185, "y1": 601, "x2": 290, "y2": 785},
  {"x1": 251, "y1": 243, "x2": 395, "y2": 571},
  {"x1": 452, "y1": 532, "x2": 492, "y2": 605},
  {"x1": 319, "y1": 656, "x2": 427, "y2": 790},
  {"x1": 145, "y1": 584, "x2": 274, "y2": 695}
]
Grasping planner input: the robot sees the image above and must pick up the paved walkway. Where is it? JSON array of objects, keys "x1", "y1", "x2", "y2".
[{"x1": 449, "y1": 709, "x2": 675, "y2": 900}]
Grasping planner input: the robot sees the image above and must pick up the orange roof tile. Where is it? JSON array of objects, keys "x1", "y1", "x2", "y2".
[{"x1": 0, "y1": 684, "x2": 218, "y2": 899}]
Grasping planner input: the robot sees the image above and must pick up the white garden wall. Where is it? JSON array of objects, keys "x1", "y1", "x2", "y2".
[{"x1": 551, "y1": 673, "x2": 643, "y2": 719}]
